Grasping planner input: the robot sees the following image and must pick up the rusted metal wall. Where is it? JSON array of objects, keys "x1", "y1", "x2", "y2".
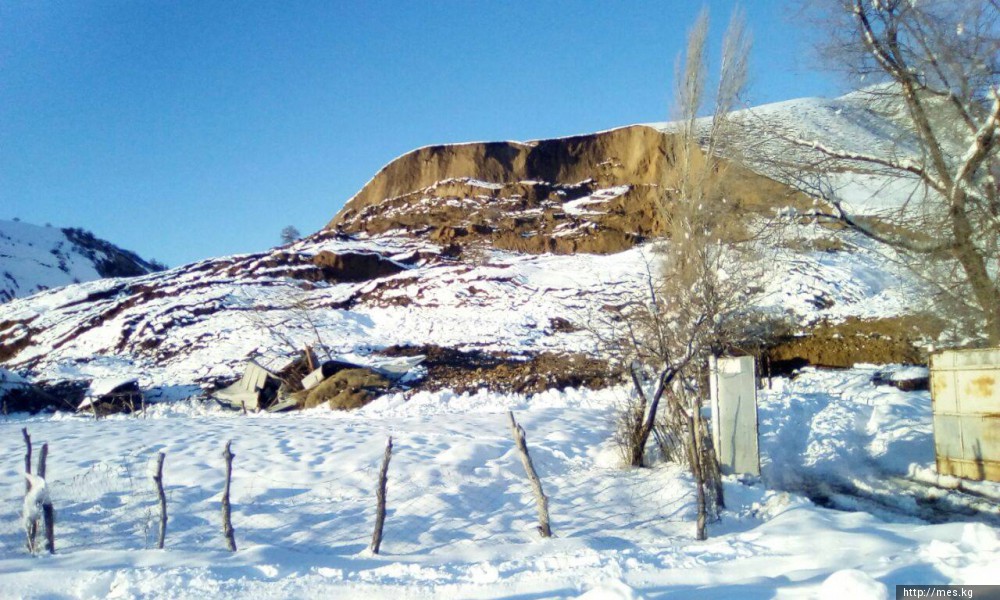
[
  {"x1": 930, "y1": 348, "x2": 1000, "y2": 482},
  {"x1": 709, "y1": 356, "x2": 760, "y2": 476}
]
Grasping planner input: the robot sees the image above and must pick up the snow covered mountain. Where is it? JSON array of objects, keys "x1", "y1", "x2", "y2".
[
  {"x1": 0, "y1": 219, "x2": 163, "y2": 303},
  {"x1": 0, "y1": 90, "x2": 936, "y2": 397}
]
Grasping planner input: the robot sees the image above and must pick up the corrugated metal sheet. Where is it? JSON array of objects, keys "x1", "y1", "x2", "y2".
[
  {"x1": 709, "y1": 356, "x2": 760, "y2": 476},
  {"x1": 930, "y1": 348, "x2": 1000, "y2": 482}
]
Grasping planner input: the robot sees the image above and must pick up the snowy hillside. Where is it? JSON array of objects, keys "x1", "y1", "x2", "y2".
[
  {"x1": 650, "y1": 87, "x2": 930, "y2": 216},
  {"x1": 0, "y1": 224, "x2": 921, "y2": 396},
  {"x1": 0, "y1": 219, "x2": 161, "y2": 303},
  {"x1": 0, "y1": 90, "x2": 946, "y2": 394}
]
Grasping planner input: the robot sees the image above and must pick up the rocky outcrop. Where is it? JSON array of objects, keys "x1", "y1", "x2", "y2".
[
  {"x1": 61, "y1": 227, "x2": 163, "y2": 278},
  {"x1": 328, "y1": 125, "x2": 806, "y2": 254},
  {"x1": 311, "y1": 251, "x2": 407, "y2": 282}
]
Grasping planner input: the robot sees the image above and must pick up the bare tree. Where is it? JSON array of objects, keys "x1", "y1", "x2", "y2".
[
  {"x1": 610, "y1": 7, "x2": 766, "y2": 540},
  {"x1": 238, "y1": 288, "x2": 334, "y2": 360},
  {"x1": 780, "y1": 1, "x2": 1000, "y2": 344}
]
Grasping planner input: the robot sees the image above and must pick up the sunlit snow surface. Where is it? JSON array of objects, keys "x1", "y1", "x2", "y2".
[
  {"x1": 1, "y1": 369, "x2": 997, "y2": 598},
  {"x1": 0, "y1": 221, "x2": 108, "y2": 302}
]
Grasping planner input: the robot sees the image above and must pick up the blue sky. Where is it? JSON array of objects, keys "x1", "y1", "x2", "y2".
[{"x1": 1, "y1": 1, "x2": 842, "y2": 267}]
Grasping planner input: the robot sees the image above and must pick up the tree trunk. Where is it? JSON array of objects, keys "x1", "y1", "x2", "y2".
[
  {"x1": 701, "y1": 419, "x2": 725, "y2": 511},
  {"x1": 950, "y1": 205, "x2": 1000, "y2": 344},
  {"x1": 689, "y1": 412, "x2": 708, "y2": 541}
]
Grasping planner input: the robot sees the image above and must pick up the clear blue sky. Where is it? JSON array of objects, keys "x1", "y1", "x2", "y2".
[{"x1": 1, "y1": 1, "x2": 842, "y2": 267}]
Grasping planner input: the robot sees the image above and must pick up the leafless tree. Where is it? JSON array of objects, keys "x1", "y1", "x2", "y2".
[
  {"x1": 779, "y1": 1, "x2": 1000, "y2": 344},
  {"x1": 610, "y1": 7, "x2": 770, "y2": 540},
  {"x1": 239, "y1": 289, "x2": 334, "y2": 361}
]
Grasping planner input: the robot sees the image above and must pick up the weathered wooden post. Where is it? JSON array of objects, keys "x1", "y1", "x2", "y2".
[
  {"x1": 22, "y1": 437, "x2": 53, "y2": 554},
  {"x1": 221, "y1": 441, "x2": 237, "y2": 551},
  {"x1": 37, "y1": 443, "x2": 54, "y2": 553},
  {"x1": 37, "y1": 443, "x2": 47, "y2": 480},
  {"x1": 153, "y1": 452, "x2": 167, "y2": 549},
  {"x1": 370, "y1": 436, "x2": 393, "y2": 555},
  {"x1": 507, "y1": 411, "x2": 552, "y2": 538},
  {"x1": 22, "y1": 428, "x2": 37, "y2": 552},
  {"x1": 22, "y1": 428, "x2": 31, "y2": 494}
]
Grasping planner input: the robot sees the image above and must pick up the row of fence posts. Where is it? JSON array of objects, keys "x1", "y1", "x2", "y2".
[{"x1": 18, "y1": 411, "x2": 551, "y2": 556}]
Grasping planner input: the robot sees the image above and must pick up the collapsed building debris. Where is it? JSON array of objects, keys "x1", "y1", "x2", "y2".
[
  {"x1": 212, "y1": 361, "x2": 282, "y2": 412},
  {"x1": 77, "y1": 378, "x2": 145, "y2": 417},
  {"x1": 1, "y1": 369, "x2": 88, "y2": 414},
  {"x1": 1, "y1": 368, "x2": 32, "y2": 414},
  {"x1": 211, "y1": 350, "x2": 426, "y2": 413}
]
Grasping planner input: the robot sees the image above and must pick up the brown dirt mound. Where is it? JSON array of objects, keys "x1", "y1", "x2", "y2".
[
  {"x1": 381, "y1": 344, "x2": 616, "y2": 395},
  {"x1": 294, "y1": 368, "x2": 391, "y2": 410},
  {"x1": 328, "y1": 125, "x2": 809, "y2": 254},
  {"x1": 766, "y1": 316, "x2": 944, "y2": 370},
  {"x1": 311, "y1": 251, "x2": 406, "y2": 282}
]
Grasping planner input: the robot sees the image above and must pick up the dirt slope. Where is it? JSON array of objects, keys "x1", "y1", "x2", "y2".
[{"x1": 328, "y1": 125, "x2": 806, "y2": 254}]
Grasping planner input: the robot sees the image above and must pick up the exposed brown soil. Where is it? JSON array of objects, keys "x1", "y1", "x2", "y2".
[
  {"x1": 766, "y1": 315, "x2": 945, "y2": 369},
  {"x1": 0, "y1": 318, "x2": 35, "y2": 363},
  {"x1": 293, "y1": 368, "x2": 390, "y2": 410},
  {"x1": 311, "y1": 251, "x2": 406, "y2": 282},
  {"x1": 381, "y1": 344, "x2": 617, "y2": 395},
  {"x1": 328, "y1": 125, "x2": 810, "y2": 254}
]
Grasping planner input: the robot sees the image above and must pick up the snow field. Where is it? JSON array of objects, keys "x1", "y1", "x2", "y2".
[{"x1": 1, "y1": 370, "x2": 998, "y2": 598}]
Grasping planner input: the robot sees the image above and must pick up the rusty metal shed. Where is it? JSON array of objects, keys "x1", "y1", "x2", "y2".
[{"x1": 930, "y1": 348, "x2": 1000, "y2": 482}]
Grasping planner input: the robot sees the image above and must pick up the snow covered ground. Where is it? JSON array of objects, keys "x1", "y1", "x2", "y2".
[{"x1": 1, "y1": 367, "x2": 997, "y2": 599}]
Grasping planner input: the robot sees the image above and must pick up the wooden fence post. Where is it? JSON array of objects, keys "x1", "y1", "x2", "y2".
[
  {"x1": 221, "y1": 441, "x2": 237, "y2": 551},
  {"x1": 22, "y1": 428, "x2": 36, "y2": 552},
  {"x1": 370, "y1": 436, "x2": 393, "y2": 555},
  {"x1": 37, "y1": 443, "x2": 54, "y2": 553},
  {"x1": 507, "y1": 411, "x2": 552, "y2": 538},
  {"x1": 36, "y1": 443, "x2": 47, "y2": 479},
  {"x1": 22, "y1": 428, "x2": 31, "y2": 494},
  {"x1": 153, "y1": 452, "x2": 167, "y2": 549}
]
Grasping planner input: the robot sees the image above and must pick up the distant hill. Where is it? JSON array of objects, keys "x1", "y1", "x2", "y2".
[{"x1": 0, "y1": 219, "x2": 164, "y2": 302}]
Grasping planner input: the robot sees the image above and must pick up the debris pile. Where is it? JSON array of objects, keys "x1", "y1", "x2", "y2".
[
  {"x1": 77, "y1": 378, "x2": 144, "y2": 417},
  {"x1": 211, "y1": 349, "x2": 425, "y2": 412}
]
